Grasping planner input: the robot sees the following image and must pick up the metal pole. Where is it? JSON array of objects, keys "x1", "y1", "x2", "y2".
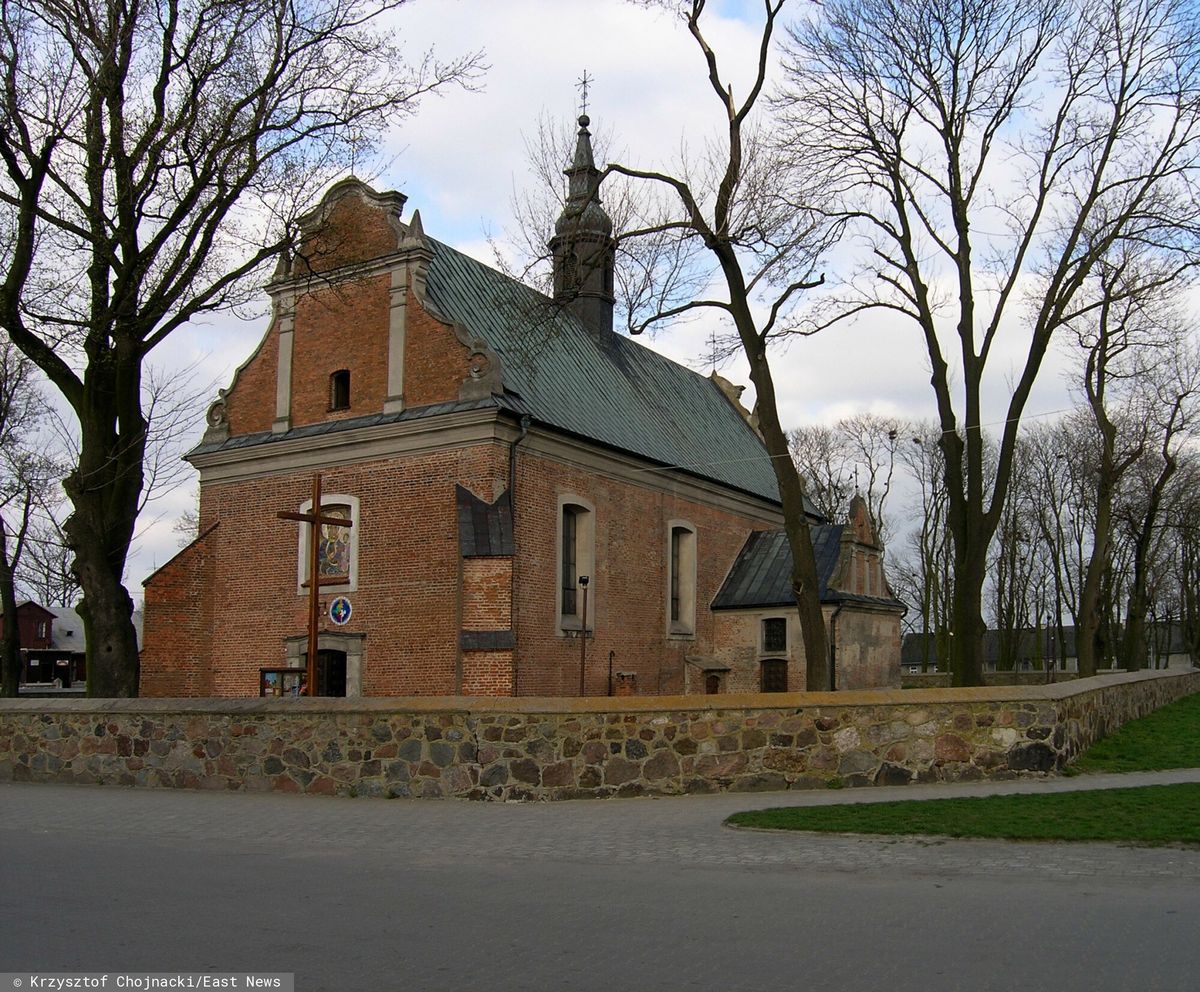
[
  {"x1": 307, "y1": 474, "x2": 321, "y2": 697},
  {"x1": 578, "y1": 576, "x2": 589, "y2": 696}
]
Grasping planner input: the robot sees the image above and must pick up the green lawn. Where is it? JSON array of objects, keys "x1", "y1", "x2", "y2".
[
  {"x1": 727, "y1": 691, "x2": 1200, "y2": 844},
  {"x1": 1072, "y1": 691, "x2": 1200, "y2": 773},
  {"x1": 726, "y1": 783, "x2": 1200, "y2": 844}
]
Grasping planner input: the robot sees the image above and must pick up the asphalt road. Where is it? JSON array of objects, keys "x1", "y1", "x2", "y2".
[{"x1": 3, "y1": 779, "x2": 1199, "y2": 991}]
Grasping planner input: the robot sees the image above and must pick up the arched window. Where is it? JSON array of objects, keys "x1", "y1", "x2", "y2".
[
  {"x1": 558, "y1": 497, "x2": 595, "y2": 630},
  {"x1": 667, "y1": 521, "x2": 697, "y2": 636},
  {"x1": 330, "y1": 369, "x2": 351, "y2": 410},
  {"x1": 705, "y1": 673, "x2": 721, "y2": 695}
]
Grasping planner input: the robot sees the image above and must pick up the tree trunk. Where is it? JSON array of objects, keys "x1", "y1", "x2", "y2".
[
  {"x1": 62, "y1": 357, "x2": 148, "y2": 698},
  {"x1": 0, "y1": 518, "x2": 22, "y2": 697},
  {"x1": 69, "y1": 529, "x2": 141, "y2": 697},
  {"x1": 944, "y1": 453, "x2": 989, "y2": 686},
  {"x1": 1076, "y1": 485, "x2": 1112, "y2": 678},
  {"x1": 715, "y1": 243, "x2": 831, "y2": 692},
  {"x1": 949, "y1": 548, "x2": 988, "y2": 686},
  {"x1": 747, "y1": 351, "x2": 831, "y2": 691}
]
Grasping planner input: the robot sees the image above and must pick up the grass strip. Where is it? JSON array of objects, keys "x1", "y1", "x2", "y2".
[
  {"x1": 1072, "y1": 691, "x2": 1200, "y2": 773},
  {"x1": 727, "y1": 783, "x2": 1200, "y2": 845}
]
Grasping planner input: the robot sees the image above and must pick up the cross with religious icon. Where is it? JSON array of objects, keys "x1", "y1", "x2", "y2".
[{"x1": 277, "y1": 473, "x2": 353, "y2": 696}]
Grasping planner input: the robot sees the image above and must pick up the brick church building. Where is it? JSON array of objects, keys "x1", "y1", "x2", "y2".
[{"x1": 139, "y1": 117, "x2": 903, "y2": 698}]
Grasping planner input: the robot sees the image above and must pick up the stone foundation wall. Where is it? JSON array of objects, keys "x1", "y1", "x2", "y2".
[{"x1": 1, "y1": 670, "x2": 1195, "y2": 801}]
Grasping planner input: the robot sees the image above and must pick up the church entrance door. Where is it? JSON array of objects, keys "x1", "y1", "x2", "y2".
[{"x1": 315, "y1": 650, "x2": 347, "y2": 697}]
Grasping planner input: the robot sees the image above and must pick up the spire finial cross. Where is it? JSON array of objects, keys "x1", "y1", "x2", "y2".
[{"x1": 577, "y1": 70, "x2": 592, "y2": 117}]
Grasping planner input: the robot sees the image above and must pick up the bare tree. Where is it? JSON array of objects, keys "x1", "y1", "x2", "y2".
[
  {"x1": 0, "y1": 0, "x2": 482, "y2": 695},
  {"x1": 16, "y1": 517, "x2": 77, "y2": 607},
  {"x1": 895, "y1": 427, "x2": 955, "y2": 670},
  {"x1": 788, "y1": 423, "x2": 856, "y2": 523},
  {"x1": 989, "y1": 439, "x2": 1036, "y2": 671},
  {"x1": 781, "y1": 0, "x2": 1200, "y2": 684},
  {"x1": 1113, "y1": 344, "x2": 1200, "y2": 669},
  {"x1": 789, "y1": 413, "x2": 902, "y2": 540},
  {"x1": 1064, "y1": 252, "x2": 1188, "y2": 674},
  {"x1": 0, "y1": 340, "x2": 59, "y2": 694},
  {"x1": 1019, "y1": 418, "x2": 1093, "y2": 672},
  {"x1": 578, "y1": 0, "x2": 845, "y2": 690}
]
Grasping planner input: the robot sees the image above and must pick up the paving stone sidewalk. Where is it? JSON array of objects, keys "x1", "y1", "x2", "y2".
[{"x1": 3, "y1": 766, "x2": 1199, "y2": 883}]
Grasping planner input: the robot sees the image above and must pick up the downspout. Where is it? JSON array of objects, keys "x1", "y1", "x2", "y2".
[
  {"x1": 508, "y1": 415, "x2": 531, "y2": 690},
  {"x1": 828, "y1": 601, "x2": 847, "y2": 692}
]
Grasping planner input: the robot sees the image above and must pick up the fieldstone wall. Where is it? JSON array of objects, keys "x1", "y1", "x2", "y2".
[
  {"x1": 1, "y1": 670, "x2": 1195, "y2": 801},
  {"x1": 901, "y1": 672, "x2": 1094, "y2": 689}
]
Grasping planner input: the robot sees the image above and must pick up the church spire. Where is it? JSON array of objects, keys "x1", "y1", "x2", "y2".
[{"x1": 550, "y1": 110, "x2": 615, "y2": 334}]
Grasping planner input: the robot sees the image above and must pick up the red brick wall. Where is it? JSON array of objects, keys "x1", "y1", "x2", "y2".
[
  {"x1": 144, "y1": 442, "x2": 512, "y2": 698},
  {"x1": 462, "y1": 650, "x2": 514, "y2": 695},
  {"x1": 295, "y1": 191, "x2": 399, "y2": 275},
  {"x1": 223, "y1": 322, "x2": 279, "y2": 436},
  {"x1": 462, "y1": 558, "x2": 512, "y2": 631},
  {"x1": 222, "y1": 249, "x2": 470, "y2": 442},
  {"x1": 289, "y1": 273, "x2": 390, "y2": 428},
  {"x1": 140, "y1": 525, "x2": 218, "y2": 696},
  {"x1": 511, "y1": 448, "x2": 771, "y2": 697},
  {"x1": 143, "y1": 430, "x2": 777, "y2": 699},
  {"x1": 404, "y1": 298, "x2": 470, "y2": 408}
]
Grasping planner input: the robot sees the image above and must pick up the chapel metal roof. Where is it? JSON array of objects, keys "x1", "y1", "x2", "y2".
[
  {"x1": 711, "y1": 526, "x2": 905, "y2": 610},
  {"x1": 423, "y1": 238, "x2": 785, "y2": 506}
]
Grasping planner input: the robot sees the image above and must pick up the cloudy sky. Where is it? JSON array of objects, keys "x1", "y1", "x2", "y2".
[{"x1": 131, "y1": 0, "x2": 1082, "y2": 592}]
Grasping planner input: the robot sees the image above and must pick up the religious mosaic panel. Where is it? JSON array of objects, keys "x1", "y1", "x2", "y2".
[{"x1": 318, "y1": 505, "x2": 352, "y2": 579}]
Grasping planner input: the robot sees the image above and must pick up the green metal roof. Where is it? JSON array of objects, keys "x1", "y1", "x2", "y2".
[
  {"x1": 424, "y1": 238, "x2": 784, "y2": 506},
  {"x1": 711, "y1": 527, "x2": 906, "y2": 610}
]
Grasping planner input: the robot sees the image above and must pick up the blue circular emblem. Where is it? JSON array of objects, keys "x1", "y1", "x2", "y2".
[{"x1": 329, "y1": 596, "x2": 353, "y2": 626}]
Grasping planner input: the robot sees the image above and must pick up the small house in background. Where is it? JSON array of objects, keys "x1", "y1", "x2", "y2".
[{"x1": 2, "y1": 602, "x2": 88, "y2": 688}]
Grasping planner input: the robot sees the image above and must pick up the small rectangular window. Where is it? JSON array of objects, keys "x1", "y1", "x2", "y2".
[
  {"x1": 330, "y1": 369, "x2": 351, "y2": 410},
  {"x1": 762, "y1": 617, "x2": 787, "y2": 653}
]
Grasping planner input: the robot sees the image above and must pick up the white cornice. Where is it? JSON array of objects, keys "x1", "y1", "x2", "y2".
[
  {"x1": 190, "y1": 408, "x2": 511, "y2": 485},
  {"x1": 191, "y1": 409, "x2": 784, "y2": 524}
]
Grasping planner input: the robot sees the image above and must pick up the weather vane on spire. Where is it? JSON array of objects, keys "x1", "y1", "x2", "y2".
[{"x1": 577, "y1": 70, "x2": 592, "y2": 118}]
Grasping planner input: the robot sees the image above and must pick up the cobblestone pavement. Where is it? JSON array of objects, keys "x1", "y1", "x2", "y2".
[
  {"x1": 3, "y1": 774, "x2": 1199, "y2": 991},
  {"x1": 5, "y1": 769, "x2": 1200, "y2": 878}
]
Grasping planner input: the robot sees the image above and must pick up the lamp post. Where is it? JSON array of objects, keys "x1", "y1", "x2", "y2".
[{"x1": 578, "y1": 575, "x2": 590, "y2": 696}]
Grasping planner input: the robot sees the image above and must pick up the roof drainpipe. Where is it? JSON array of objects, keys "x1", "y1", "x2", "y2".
[
  {"x1": 829, "y1": 602, "x2": 847, "y2": 692},
  {"x1": 508, "y1": 414, "x2": 532, "y2": 690}
]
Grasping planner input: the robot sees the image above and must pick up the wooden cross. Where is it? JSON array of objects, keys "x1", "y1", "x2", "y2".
[{"x1": 277, "y1": 473, "x2": 353, "y2": 696}]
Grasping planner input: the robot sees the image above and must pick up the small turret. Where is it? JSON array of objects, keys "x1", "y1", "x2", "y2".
[{"x1": 550, "y1": 114, "x2": 616, "y2": 334}]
